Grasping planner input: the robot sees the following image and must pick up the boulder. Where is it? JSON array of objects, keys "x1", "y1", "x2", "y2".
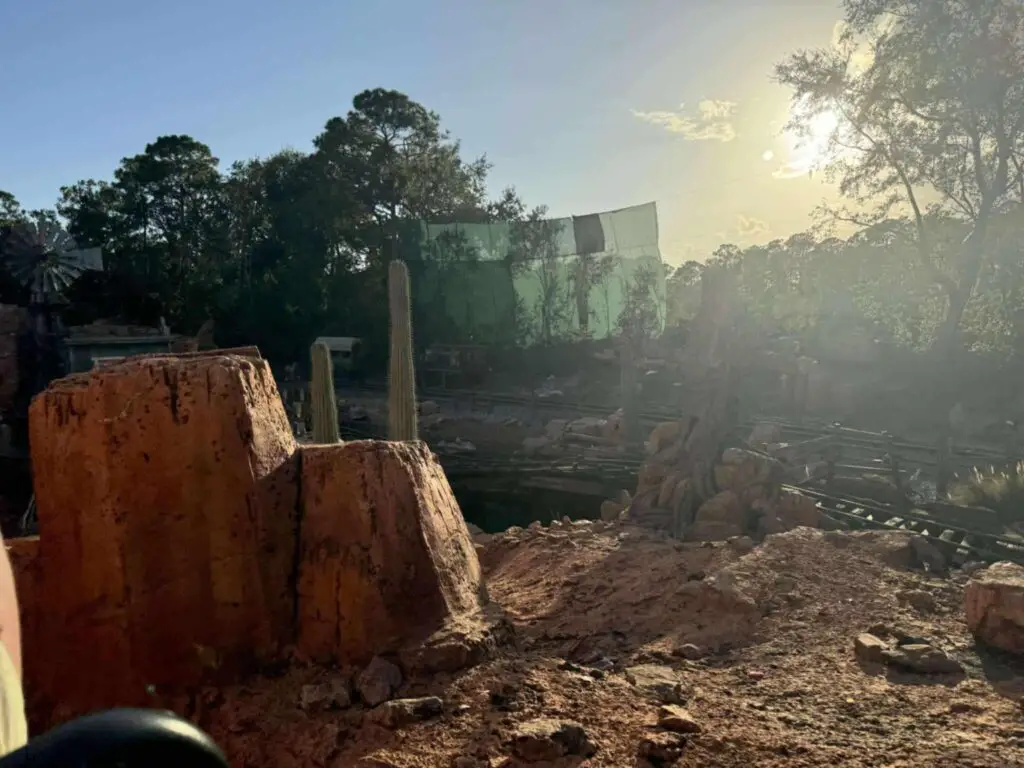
[
  {"x1": 28, "y1": 354, "x2": 299, "y2": 716},
  {"x1": 774, "y1": 490, "x2": 821, "y2": 529},
  {"x1": 646, "y1": 421, "x2": 684, "y2": 456},
  {"x1": 688, "y1": 490, "x2": 746, "y2": 541},
  {"x1": 965, "y1": 562, "x2": 1024, "y2": 654},
  {"x1": 296, "y1": 440, "x2": 485, "y2": 666}
]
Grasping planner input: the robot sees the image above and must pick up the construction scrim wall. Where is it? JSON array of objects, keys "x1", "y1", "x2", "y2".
[{"x1": 406, "y1": 201, "x2": 665, "y2": 347}]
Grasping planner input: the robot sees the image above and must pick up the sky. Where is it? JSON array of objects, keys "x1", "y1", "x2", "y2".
[{"x1": 0, "y1": 0, "x2": 849, "y2": 265}]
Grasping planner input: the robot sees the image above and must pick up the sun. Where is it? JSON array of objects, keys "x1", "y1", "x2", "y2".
[{"x1": 777, "y1": 108, "x2": 840, "y2": 179}]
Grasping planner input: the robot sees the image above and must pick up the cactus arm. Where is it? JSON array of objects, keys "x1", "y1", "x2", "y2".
[{"x1": 309, "y1": 342, "x2": 342, "y2": 444}]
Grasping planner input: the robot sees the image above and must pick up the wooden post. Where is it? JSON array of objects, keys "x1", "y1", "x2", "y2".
[{"x1": 621, "y1": 339, "x2": 641, "y2": 447}]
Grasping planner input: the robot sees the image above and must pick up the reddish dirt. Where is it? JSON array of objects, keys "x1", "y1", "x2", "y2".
[{"x1": 199, "y1": 524, "x2": 1024, "y2": 767}]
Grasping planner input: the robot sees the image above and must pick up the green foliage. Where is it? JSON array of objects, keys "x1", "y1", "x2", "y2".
[
  {"x1": 774, "y1": 0, "x2": 1024, "y2": 358},
  {"x1": 678, "y1": 208, "x2": 1024, "y2": 362},
  {"x1": 949, "y1": 462, "x2": 1024, "y2": 525},
  {"x1": 1, "y1": 89, "x2": 524, "y2": 369},
  {"x1": 617, "y1": 260, "x2": 664, "y2": 345},
  {"x1": 309, "y1": 342, "x2": 341, "y2": 444},
  {"x1": 387, "y1": 260, "x2": 418, "y2": 441}
]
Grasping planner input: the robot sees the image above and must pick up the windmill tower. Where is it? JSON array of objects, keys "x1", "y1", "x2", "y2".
[{"x1": 0, "y1": 219, "x2": 103, "y2": 430}]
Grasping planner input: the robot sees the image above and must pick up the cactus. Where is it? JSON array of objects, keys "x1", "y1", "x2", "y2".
[
  {"x1": 387, "y1": 259, "x2": 418, "y2": 441},
  {"x1": 309, "y1": 341, "x2": 341, "y2": 443}
]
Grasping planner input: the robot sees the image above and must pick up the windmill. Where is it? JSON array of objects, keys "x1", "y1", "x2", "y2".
[{"x1": 0, "y1": 218, "x2": 103, "y2": 415}]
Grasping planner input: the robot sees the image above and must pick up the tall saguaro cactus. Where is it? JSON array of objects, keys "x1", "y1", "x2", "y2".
[
  {"x1": 388, "y1": 259, "x2": 418, "y2": 441},
  {"x1": 310, "y1": 341, "x2": 342, "y2": 444}
]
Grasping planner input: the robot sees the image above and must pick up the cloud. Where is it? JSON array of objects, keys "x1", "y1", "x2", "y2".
[
  {"x1": 631, "y1": 100, "x2": 737, "y2": 142},
  {"x1": 772, "y1": 162, "x2": 810, "y2": 180},
  {"x1": 736, "y1": 214, "x2": 769, "y2": 239}
]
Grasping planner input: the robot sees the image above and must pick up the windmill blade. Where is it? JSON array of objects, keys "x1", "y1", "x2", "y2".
[
  {"x1": 36, "y1": 219, "x2": 77, "y2": 253},
  {"x1": 0, "y1": 219, "x2": 101, "y2": 302}
]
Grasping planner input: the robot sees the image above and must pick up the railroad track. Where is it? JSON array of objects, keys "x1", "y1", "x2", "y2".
[
  {"x1": 332, "y1": 381, "x2": 1010, "y2": 468},
  {"x1": 792, "y1": 483, "x2": 1024, "y2": 566},
  {"x1": 326, "y1": 383, "x2": 1024, "y2": 564},
  {"x1": 429, "y1": 441, "x2": 1024, "y2": 564}
]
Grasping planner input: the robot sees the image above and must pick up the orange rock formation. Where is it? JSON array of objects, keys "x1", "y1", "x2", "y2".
[
  {"x1": 27, "y1": 355, "x2": 299, "y2": 716},
  {"x1": 18, "y1": 352, "x2": 484, "y2": 724},
  {"x1": 297, "y1": 441, "x2": 484, "y2": 665}
]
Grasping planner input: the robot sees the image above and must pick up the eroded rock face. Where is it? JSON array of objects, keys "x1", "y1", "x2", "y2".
[
  {"x1": 28, "y1": 355, "x2": 298, "y2": 716},
  {"x1": 965, "y1": 562, "x2": 1024, "y2": 654},
  {"x1": 296, "y1": 440, "x2": 485, "y2": 666}
]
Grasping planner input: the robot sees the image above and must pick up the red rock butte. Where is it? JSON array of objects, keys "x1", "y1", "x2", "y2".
[{"x1": 16, "y1": 352, "x2": 484, "y2": 725}]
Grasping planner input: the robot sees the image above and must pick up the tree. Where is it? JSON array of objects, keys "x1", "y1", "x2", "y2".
[
  {"x1": 775, "y1": 0, "x2": 1024, "y2": 360},
  {"x1": 9, "y1": 88, "x2": 552, "y2": 367},
  {"x1": 617, "y1": 260, "x2": 664, "y2": 346},
  {"x1": 313, "y1": 88, "x2": 490, "y2": 266},
  {"x1": 0, "y1": 191, "x2": 24, "y2": 227},
  {"x1": 507, "y1": 207, "x2": 572, "y2": 345},
  {"x1": 665, "y1": 259, "x2": 705, "y2": 324}
]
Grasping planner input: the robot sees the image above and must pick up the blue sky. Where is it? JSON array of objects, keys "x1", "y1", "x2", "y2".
[{"x1": 1, "y1": 0, "x2": 845, "y2": 263}]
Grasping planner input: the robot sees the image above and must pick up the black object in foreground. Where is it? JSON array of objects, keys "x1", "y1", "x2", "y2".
[{"x1": 0, "y1": 708, "x2": 228, "y2": 768}]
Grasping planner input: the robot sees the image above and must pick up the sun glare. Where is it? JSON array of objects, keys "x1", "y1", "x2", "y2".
[{"x1": 777, "y1": 109, "x2": 840, "y2": 179}]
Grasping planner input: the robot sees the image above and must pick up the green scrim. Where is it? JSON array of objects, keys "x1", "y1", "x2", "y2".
[{"x1": 403, "y1": 202, "x2": 665, "y2": 346}]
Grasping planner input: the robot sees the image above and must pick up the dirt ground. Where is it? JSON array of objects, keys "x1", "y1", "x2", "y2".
[{"x1": 199, "y1": 523, "x2": 1024, "y2": 767}]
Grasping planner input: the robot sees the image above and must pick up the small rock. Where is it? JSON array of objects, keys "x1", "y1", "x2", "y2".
[
  {"x1": 512, "y1": 719, "x2": 597, "y2": 762},
  {"x1": 624, "y1": 665, "x2": 687, "y2": 704},
  {"x1": 453, "y1": 758, "x2": 479, "y2": 768},
  {"x1": 356, "y1": 657, "x2": 403, "y2": 706},
  {"x1": 961, "y1": 561, "x2": 986, "y2": 576},
  {"x1": 488, "y1": 682, "x2": 519, "y2": 711},
  {"x1": 867, "y1": 622, "x2": 893, "y2": 638},
  {"x1": 898, "y1": 589, "x2": 937, "y2": 614},
  {"x1": 911, "y1": 535, "x2": 946, "y2": 571},
  {"x1": 658, "y1": 704, "x2": 702, "y2": 734},
  {"x1": 854, "y1": 633, "x2": 888, "y2": 664},
  {"x1": 728, "y1": 536, "x2": 756, "y2": 554},
  {"x1": 369, "y1": 696, "x2": 443, "y2": 728},
  {"x1": 601, "y1": 500, "x2": 624, "y2": 521},
  {"x1": 884, "y1": 644, "x2": 963, "y2": 674},
  {"x1": 528, "y1": 520, "x2": 543, "y2": 531},
  {"x1": 747, "y1": 669, "x2": 765, "y2": 681},
  {"x1": 672, "y1": 643, "x2": 704, "y2": 661},
  {"x1": 299, "y1": 676, "x2": 353, "y2": 711},
  {"x1": 638, "y1": 731, "x2": 687, "y2": 765}
]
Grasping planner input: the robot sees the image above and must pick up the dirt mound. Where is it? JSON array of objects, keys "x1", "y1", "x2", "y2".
[
  {"x1": 483, "y1": 521, "x2": 756, "y2": 659},
  {"x1": 196, "y1": 522, "x2": 1024, "y2": 767}
]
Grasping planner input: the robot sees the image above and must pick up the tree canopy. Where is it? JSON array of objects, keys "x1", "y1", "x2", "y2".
[
  {"x1": 9, "y1": 13, "x2": 1024, "y2": 380},
  {"x1": 0, "y1": 89, "x2": 547, "y2": 366}
]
